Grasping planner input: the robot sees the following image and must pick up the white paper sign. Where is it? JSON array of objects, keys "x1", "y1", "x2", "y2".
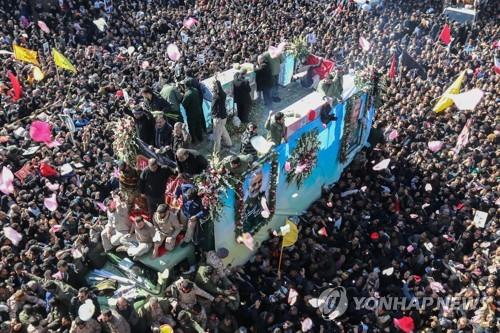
[
  {"x1": 180, "y1": 32, "x2": 189, "y2": 44},
  {"x1": 473, "y1": 210, "x2": 488, "y2": 228},
  {"x1": 59, "y1": 114, "x2": 76, "y2": 132},
  {"x1": 306, "y1": 32, "x2": 316, "y2": 45},
  {"x1": 280, "y1": 224, "x2": 291, "y2": 235},
  {"x1": 197, "y1": 53, "x2": 205, "y2": 65},
  {"x1": 334, "y1": 217, "x2": 342, "y2": 230}
]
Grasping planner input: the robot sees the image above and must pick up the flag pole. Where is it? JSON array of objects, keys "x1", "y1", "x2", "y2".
[
  {"x1": 277, "y1": 238, "x2": 285, "y2": 280},
  {"x1": 55, "y1": 65, "x2": 60, "y2": 84},
  {"x1": 398, "y1": 54, "x2": 403, "y2": 81}
]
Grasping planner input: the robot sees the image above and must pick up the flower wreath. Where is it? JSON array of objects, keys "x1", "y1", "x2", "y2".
[
  {"x1": 194, "y1": 168, "x2": 241, "y2": 222},
  {"x1": 112, "y1": 117, "x2": 139, "y2": 166},
  {"x1": 284, "y1": 129, "x2": 321, "y2": 188}
]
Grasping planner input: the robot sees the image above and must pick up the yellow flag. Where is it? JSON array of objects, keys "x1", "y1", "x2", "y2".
[
  {"x1": 433, "y1": 70, "x2": 466, "y2": 113},
  {"x1": 52, "y1": 48, "x2": 77, "y2": 73},
  {"x1": 13, "y1": 44, "x2": 40, "y2": 66},
  {"x1": 282, "y1": 219, "x2": 298, "y2": 247},
  {"x1": 33, "y1": 66, "x2": 45, "y2": 81}
]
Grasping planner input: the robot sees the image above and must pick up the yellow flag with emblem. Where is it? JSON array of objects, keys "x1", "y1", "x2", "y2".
[
  {"x1": 282, "y1": 219, "x2": 298, "y2": 247},
  {"x1": 52, "y1": 48, "x2": 77, "y2": 73},
  {"x1": 13, "y1": 44, "x2": 40, "y2": 66},
  {"x1": 433, "y1": 70, "x2": 466, "y2": 113}
]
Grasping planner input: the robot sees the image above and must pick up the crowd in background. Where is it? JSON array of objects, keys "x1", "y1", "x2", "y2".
[{"x1": 0, "y1": 0, "x2": 498, "y2": 332}]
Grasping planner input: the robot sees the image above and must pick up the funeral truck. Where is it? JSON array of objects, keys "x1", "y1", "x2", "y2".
[{"x1": 85, "y1": 243, "x2": 195, "y2": 311}]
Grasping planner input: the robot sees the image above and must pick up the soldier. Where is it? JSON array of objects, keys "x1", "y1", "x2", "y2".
[
  {"x1": 97, "y1": 310, "x2": 130, "y2": 333},
  {"x1": 69, "y1": 317, "x2": 101, "y2": 333},
  {"x1": 152, "y1": 204, "x2": 183, "y2": 257}
]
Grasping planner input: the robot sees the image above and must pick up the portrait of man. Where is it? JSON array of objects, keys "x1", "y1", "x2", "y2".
[
  {"x1": 241, "y1": 164, "x2": 272, "y2": 234},
  {"x1": 347, "y1": 96, "x2": 366, "y2": 149}
]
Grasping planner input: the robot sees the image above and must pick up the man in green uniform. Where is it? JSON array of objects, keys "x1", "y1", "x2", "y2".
[
  {"x1": 264, "y1": 51, "x2": 283, "y2": 102},
  {"x1": 194, "y1": 265, "x2": 226, "y2": 296},
  {"x1": 265, "y1": 111, "x2": 286, "y2": 146},
  {"x1": 160, "y1": 83, "x2": 184, "y2": 123},
  {"x1": 220, "y1": 154, "x2": 254, "y2": 177},
  {"x1": 317, "y1": 69, "x2": 344, "y2": 103},
  {"x1": 181, "y1": 79, "x2": 205, "y2": 144}
]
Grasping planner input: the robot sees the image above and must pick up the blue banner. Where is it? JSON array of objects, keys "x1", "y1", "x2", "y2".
[{"x1": 279, "y1": 54, "x2": 295, "y2": 86}]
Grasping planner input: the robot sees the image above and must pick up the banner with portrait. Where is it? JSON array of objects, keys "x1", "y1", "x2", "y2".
[
  {"x1": 235, "y1": 158, "x2": 278, "y2": 237},
  {"x1": 347, "y1": 94, "x2": 366, "y2": 149},
  {"x1": 340, "y1": 93, "x2": 367, "y2": 161},
  {"x1": 279, "y1": 54, "x2": 295, "y2": 87}
]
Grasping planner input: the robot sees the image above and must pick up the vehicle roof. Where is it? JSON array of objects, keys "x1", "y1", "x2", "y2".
[{"x1": 136, "y1": 243, "x2": 195, "y2": 272}]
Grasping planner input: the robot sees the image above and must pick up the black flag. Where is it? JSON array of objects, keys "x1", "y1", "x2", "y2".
[{"x1": 399, "y1": 50, "x2": 427, "y2": 80}]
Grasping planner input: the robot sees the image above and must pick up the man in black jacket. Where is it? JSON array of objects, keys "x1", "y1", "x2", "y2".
[
  {"x1": 142, "y1": 87, "x2": 171, "y2": 114},
  {"x1": 69, "y1": 287, "x2": 101, "y2": 321},
  {"x1": 211, "y1": 79, "x2": 232, "y2": 154},
  {"x1": 116, "y1": 297, "x2": 145, "y2": 333},
  {"x1": 255, "y1": 55, "x2": 273, "y2": 111},
  {"x1": 131, "y1": 108, "x2": 156, "y2": 145},
  {"x1": 175, "y1": 148, "x2": 209, "y2": 176},
  {"x1": 233, "y1": 70, "x2": 252, "y2": 123},
  {"x1": 153, "y1": 114, "x2": 173, "y2": 150},
  {"x1": 139, "y1": 158, "x2": 175, "y2": 216},
  {"x1": 240, "y1": 122, "x2": 258, "y2": 158},
  {"x1": 142, "y1": 87, "x2": 185, "y2": 125}
]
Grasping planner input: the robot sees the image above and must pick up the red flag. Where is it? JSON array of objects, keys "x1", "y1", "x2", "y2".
[
  {"x1": 388, "y1": 55, "x2": 397, "y2": 79},
  {"x1": 439, "y1": 24, "x2": 451, "y2": 45},
  {"x1": 305, "y1": 55, "x2": 335, "y2": 79},
  {"x1": 318, "y1": 227, "x2": 328, "y2": 237},
  {"x1": 393, "y1": 317, "x2": 415, "y2": 333},
  {"x1": 7, "y1": 71, "x2": 22, "y2": 101},
  {"x1": 14, "y1": 163, "x2": 33, "y2": 182},
  {"x1": 39, "y1": 162, "x2": 58, "y2": 178}
]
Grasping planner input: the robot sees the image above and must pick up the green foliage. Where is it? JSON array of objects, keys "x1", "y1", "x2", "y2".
[{"x1": 287, "y1": 36, "x2": 309, "y2": 61}]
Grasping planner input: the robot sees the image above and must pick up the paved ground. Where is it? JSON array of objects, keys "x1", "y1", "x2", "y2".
[{"x1": 198, "y1": 81, "x2": 313, "y2": 163}]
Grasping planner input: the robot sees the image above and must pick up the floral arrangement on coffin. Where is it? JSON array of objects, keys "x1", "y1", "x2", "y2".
[
  {"x1": 284, "y1": 129, "x2": 321, "y2": 188},
  {"x1": 354, "y1": 67, "x2": 375, "y2": 93},
  {"x1": 112, "y1": 118, "x2": 139, "y2": 166},
  {"x1": 287, "y1": 35, "x2": 309, "y2": 61},
  {"x1": 194, "y1": 168, "x2": 240, "y2": 222}
]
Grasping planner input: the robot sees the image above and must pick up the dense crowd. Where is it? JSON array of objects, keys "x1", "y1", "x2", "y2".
[{"x1": 0, "y1": 0, "x2": 499, "y2": 332}]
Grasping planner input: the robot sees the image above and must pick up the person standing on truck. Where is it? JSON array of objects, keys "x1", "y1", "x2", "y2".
[{"x1": 138, "y1": 158, "x2": 175, "y2": 216}]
